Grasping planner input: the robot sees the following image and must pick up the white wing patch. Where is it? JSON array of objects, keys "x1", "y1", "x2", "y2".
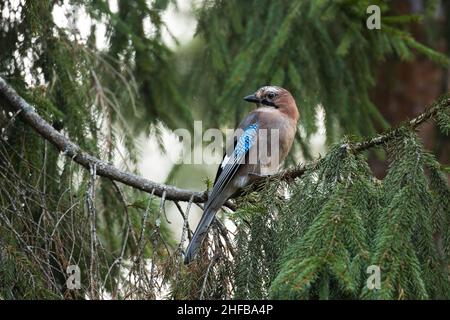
[{"x1": 221, "y1": 154, "x2": 231, "y2": 168}]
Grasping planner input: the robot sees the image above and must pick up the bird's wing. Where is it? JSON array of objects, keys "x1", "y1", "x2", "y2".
[
  {"x1": 207, "y1": 122, "x2": 259, "y2": 208},
  {"x1": 213, "y1": 137, "x2": 236, "y2": 185},
  {"x1": 212, "y1": 112, "x2": 259, "y2": 185},
  {"x1": 184, "y1": 114, "x2": 259, "y2": 264}
]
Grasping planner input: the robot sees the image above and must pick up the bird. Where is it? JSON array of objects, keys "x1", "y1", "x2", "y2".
[{"x1": 184, "y1": 86, "x2": 299, "y2": 264}]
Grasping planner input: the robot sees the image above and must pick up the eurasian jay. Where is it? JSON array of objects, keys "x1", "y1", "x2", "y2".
[{"x1": 184, "y1": 86, "x2": 299, "y2": 264}]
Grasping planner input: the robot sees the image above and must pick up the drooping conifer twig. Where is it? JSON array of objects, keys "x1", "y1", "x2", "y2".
[
  {"x1": 279, "y1": 96, "x2": 450, "y2": 181},
  {"x1": 0, "y1": 76, "x2": 209, "y2": 203},
  {"x1": 0, "y1": 76, "x2": 449, "y2": 204}
]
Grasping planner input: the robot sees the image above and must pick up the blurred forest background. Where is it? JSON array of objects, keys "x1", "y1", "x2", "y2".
[{"x1": 0, "y1": 0, "x2": 449, "y2": 299}]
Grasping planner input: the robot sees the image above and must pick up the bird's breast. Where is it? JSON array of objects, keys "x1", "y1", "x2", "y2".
[{"x1": 256, "y1": 110, "x2": 296, "y2": 162}]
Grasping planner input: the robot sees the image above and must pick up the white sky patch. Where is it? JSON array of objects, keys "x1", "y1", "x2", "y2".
[
  {"x1": 52, "y1": 0, "x2": 196, "y2": 49},
  {"x1": 52, "y1": 0, "x2": 110, "y2": 49},
  {"x1": 109, "y1": 0, "x2": 119, "y2": 13},
  {"x1": 52, "y1": 3, "x2": 68, "y2": 28},
  {"x1": 138, "y1": 126, "x2": 184, "y2": 183},
  {"x1": 3, "y1": 0, "x2": 24, "y2": 22},
  {"x1": 160, "y1": 0, "x2": 197, "y2": 48},
  {"x1": 309, "y1": 105, "x2": 327, "y2": 156}
]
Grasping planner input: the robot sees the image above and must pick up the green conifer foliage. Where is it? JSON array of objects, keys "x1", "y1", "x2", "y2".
[
  {"x1": 0, "y1": 0, "x2": 178, "y2": 299},
  {"x1": 0, "y1": 0, "x2": 449, "y2": 300},
  {"x1": 231, "y1": 119, "x2": 450, "y2": 299}
]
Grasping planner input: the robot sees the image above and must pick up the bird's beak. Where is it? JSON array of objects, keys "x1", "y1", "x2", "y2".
[{"x1": 243, "y1": 94, "x2": 260, "y2": 104}]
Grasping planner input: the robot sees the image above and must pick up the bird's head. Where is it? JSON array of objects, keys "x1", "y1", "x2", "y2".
[{"x1": 243, "y1": 86, "x2": 299, "y2": 121}]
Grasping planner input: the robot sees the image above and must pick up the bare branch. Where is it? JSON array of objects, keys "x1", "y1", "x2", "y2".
[{"x1": 0, "y1": 76, "x2": 208, "y2": 203}]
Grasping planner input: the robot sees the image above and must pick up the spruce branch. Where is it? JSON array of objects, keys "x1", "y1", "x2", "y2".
[
  {"x1": 0, "y1": 76, "x2": 210, "y2": 204},
  {"x1": 279, "y1": 96, "x2": 450, "y2": 181},
  {"x1": 0, "y1": 76, "x2": 448, "y2": 205}
]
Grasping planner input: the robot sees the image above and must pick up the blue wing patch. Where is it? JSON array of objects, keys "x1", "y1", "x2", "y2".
[{"x1": 234, "y1": 123, "x2": 258, "y2": 157}]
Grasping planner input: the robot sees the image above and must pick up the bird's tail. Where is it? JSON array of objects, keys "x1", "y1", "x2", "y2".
[{"x1": 184, "y1": 204, "x2": 218, "y2": 264}]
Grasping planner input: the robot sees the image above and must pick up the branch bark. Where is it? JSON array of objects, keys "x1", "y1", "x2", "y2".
[
  {"x1": 0, "y1": 77, "x2": 208, "y2": 203},
  {"x1": 0, "y1": 76, "x2": 448, "y2": 204}
]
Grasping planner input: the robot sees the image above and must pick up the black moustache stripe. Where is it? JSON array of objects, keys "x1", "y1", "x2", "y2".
[{"x1": 261, "y1": 99, "x2": 277, "y2": 108}]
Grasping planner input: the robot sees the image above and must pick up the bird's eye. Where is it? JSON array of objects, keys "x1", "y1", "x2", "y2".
[{"x1": 267, "y1": 92, "x2": 276, "y2": 100}]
